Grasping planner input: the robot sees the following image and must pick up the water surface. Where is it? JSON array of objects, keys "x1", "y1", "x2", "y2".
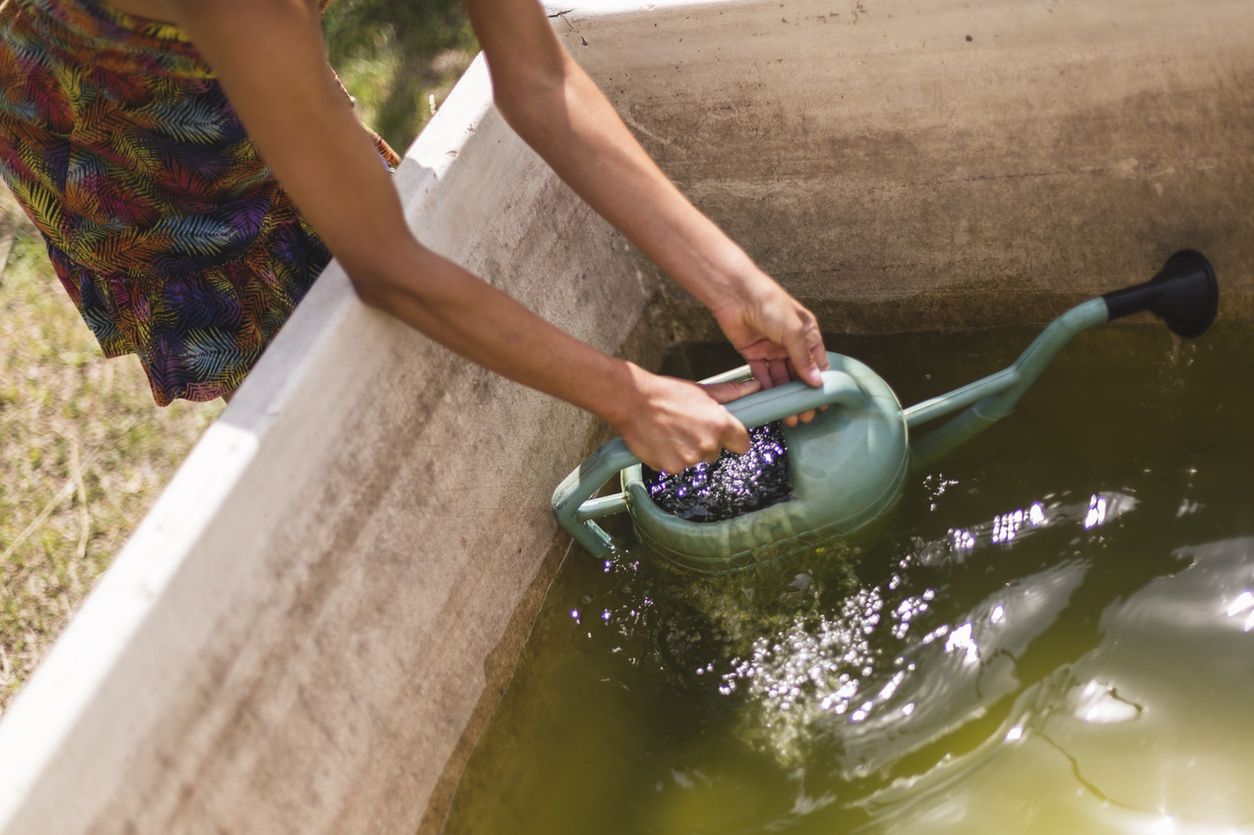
[{"x1": 444, "y1": 325, "x2": 1254, "y2": 835}]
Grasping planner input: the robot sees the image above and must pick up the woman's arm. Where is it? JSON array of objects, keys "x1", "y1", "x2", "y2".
[
  {"x1": 162, "y1": 0, "x2": 755, "y2": 473},
  {"x1": 464, "y1": 0, "x2": 829, "y2": 393}
]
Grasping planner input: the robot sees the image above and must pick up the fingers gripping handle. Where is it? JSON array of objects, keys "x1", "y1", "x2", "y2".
[
  {"x1": 551, "y1": 369, "x2": 867, "y2": 558},
  {"x1": 723, "y1": 369, "x2": 864, "y2": 429}
]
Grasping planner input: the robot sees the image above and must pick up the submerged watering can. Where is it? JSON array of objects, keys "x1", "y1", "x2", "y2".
[{"x1": 553, "y1": 251, "x2": 1218, "y2": 573}]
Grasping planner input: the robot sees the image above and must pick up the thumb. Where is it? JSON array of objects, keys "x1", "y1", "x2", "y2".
[
  {"x1": 785, "y1": 318, "x2": 826, "y2": 387},
  {"x1": 700, "y1": 377, "x2": 762, "y2": 404}
]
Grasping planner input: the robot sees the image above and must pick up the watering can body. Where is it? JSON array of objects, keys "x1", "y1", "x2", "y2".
[
  {"x1": 621, "y1": 354, "x2": 908, "y2": 571},
  {"x1": 553, "y1": 251, "x2": 1218, "y2": 573}
]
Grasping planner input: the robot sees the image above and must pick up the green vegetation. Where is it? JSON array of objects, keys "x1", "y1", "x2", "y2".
[
  {"x1": 0, "y1": 3, "x2": 478, "y2": 712},
  {"x1": 323, "y1": 0, "x2": 478, "y2": 155}
]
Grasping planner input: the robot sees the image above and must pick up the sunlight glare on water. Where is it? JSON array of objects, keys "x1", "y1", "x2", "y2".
[{"x1": 443, "y1": 326, "x2": 1254, "y2": 835}]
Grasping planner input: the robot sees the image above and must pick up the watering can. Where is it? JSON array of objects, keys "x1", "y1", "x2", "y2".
[{"x1": 553, "y1": 251, "x2": 1218, "y2": 573}]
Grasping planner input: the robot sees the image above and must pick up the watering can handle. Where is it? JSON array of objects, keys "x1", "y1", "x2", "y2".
[{"x1": 551, "y1": 367, "x2": 866, "y2": 558}]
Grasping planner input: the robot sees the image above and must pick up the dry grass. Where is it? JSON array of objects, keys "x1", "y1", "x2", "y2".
[
  {"x1": 0, "y1": 2, "x2": 477, "y2": 714},
  {"x1": 0, "y1": 191, "x2": 222, "y2": 711}
]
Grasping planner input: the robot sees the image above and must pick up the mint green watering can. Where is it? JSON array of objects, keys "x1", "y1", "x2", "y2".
[{"x1": 553, "y1": 251, "x2": 1218, "y2": 573}]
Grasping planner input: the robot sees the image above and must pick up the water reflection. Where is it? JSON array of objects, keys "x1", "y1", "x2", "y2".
[
  {"x1": 633, "y1": 488, "x2": 1124, "y2": 777},
  {"x1": 563, "y1": 482, "x2": 1157, "y2": 784},
  {"x1": 1084, "y1": 493, "x2": 1109, "y2": 529},
  {"x1": 644, "y1": 424, "x2": 792, "y2": 522},
  {"x1": 444, "y1": 326, "x2": 1254, "y2": 835},
  {"x1": 1222, "y1": 590, "x2": 1254, "y2": 632},
  {"x1": 863, "y1": 538, "x2": 1254, "y2": 833},
  {"x1": 937, "y1": 490, "x2": 1137, "y2": 565},
  {"x1": 559, "y1": 485, "x2": 1159, "y2": 796},
  {"x1": 1069, "y1": 679, "x2": 1142, "y2": 725}
]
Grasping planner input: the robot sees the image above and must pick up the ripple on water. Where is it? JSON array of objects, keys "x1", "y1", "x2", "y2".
[{"x1": 444, "y1": 326, "x2": 1254, "y2": 835}]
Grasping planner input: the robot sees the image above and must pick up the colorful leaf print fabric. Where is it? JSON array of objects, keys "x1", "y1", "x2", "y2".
[{"x1": 0, "y1": 0, "x2": 400, "y2": 404}]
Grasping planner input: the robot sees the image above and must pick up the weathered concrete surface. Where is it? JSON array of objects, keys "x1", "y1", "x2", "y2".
[
  {"x1": 560, "y1": 0, "x2": 1254, "y2": 336},
  {"x1": 1, "y1": 2, "x2": 1252, "y2": 834},
  {"x1": 0, "y1": 58, "x2": 661, "y2": 835}
]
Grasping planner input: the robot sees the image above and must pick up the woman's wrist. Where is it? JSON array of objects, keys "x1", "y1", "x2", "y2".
[
  {"x1": 581, "y1": 357, "x2": 648, "y2": 430},
  {"x1": 672, "y1": 233, "x2": 763, "y2": 312},
  {"x1": 704, "y1": 262, "x2": 781, "y2": 328}
]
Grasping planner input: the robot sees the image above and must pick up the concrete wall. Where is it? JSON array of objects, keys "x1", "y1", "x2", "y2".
[
  {"x1": 561, "y1": 0, "x2": 1254, "y2": 335},
  {"x1": 0, "y1": 58, "x2": 659, "y2": 835},
  {"x1": 0, "y1": 2, "x2": 1251, "y2": 834}
]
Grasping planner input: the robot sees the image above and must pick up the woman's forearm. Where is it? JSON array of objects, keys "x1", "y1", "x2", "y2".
[
  {"x1": 467, "y1": 0, "x2": 827, "y2": 395},
  {"x1": 168, "y1": 0, "x2": 648, "y2": 425},
  {"x1": 504, "y1": 62, "x2": 759, "y2": 311},
  {"x1": 467, "y1": 1, "x2": 761, "y2": 312},
  {"x1": 502, "y1": 62, "x2": 757, "y2": 308},
  {"x1": 168, "y1": 0, "x2": 764, "y2": 470},
  {"x1": 352, "y1": 234, "x2": 756, "y2": 476},
  {"x1": 359, "y1": 238, "x2": 645, "y2": 424}
]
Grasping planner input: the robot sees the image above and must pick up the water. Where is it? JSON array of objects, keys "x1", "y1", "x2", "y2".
[
  {"x1": 443, "y1": 325, "x2": 1254, "y2": 835},
  {"x1": 644, "y1": 423, "x2": 792, "y2": 522}
]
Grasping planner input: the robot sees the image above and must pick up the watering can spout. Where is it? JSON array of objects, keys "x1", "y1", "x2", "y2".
[
  {"x1": 906, "y1": 250, "x2": 1218, "y2": 467},
  {"x1": 1102, "y1": 249, "x2": 1219, "y2": 339}
]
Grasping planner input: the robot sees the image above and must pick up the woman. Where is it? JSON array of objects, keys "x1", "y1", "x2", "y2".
[{"x1": 0, "y1": 0, "x2": 829, "y2": 475}]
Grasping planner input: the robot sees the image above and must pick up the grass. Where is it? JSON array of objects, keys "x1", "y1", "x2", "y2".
[
  {"x1": 0, "y1": 195, "x2": 222, "y2": 710},
  {"x1": 0, "y1": 1, "x2": 478, "y2": 713},
  {"x1": 323, "y1": 0, "x2": 478, "y2": 155}
]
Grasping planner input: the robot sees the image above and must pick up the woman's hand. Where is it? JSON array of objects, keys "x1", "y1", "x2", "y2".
[
  {"x1": 710, "y1": 268, "x2": 829, "y2": 424},
  {"x1": 467, "y1": 0, "x2": 830, "y2": 431},
  {"x1": 604, "y1": 369, "x2": 761, "y2": 474},
  {"x1": 172, "y1": 0, "x2": 822, "y2": 459}
]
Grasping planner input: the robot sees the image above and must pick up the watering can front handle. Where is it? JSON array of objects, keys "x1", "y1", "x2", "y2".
[{"x1": 551, "y1": 368, "x2": 866, "y2": 558}]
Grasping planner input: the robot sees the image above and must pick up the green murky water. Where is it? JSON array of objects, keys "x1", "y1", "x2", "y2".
[{"x1": 443, "y1": 324, "x2": 1254, "y2": 835}]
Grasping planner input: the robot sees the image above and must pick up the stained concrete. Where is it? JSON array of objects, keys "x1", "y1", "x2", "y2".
[
  {"x1": 0, "y1": 59, "x2": 662, "y2": 835},
  {"x1": 0, "y1": 2, "x2": 1251, "y2": 834},
  {"x1": 562, "y1": 0, "x2": 1254, "y2": 335}
]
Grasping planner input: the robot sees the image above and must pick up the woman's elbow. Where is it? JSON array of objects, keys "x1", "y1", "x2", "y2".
[
  {"x1": 493, "y1": 84, "x2": 541, "y2": 136},
  {"x1": 329, "y1": 231, "x2": 415, "y2": 311},
  {"x1": 349, "y1": 272, "x2": 392, "y2": 311},
  {"x1": 342, "y1": 253, "x2": 403, "y2": 312},
  {"x1": 491, "y1": 56, "x2": 574, "y2": 135}
]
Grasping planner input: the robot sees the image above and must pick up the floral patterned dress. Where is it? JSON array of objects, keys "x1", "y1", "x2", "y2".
[{"x1": 0, "y1": 0, "x2": 399, "y2": 404}]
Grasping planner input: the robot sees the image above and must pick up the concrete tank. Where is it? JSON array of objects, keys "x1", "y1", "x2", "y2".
[{"x1": 0, "y1": 1, "x2": 1250, "y2": 832}]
